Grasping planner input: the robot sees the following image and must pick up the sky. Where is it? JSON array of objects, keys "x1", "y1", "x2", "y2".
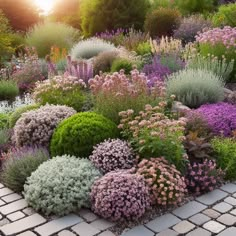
[{"x1": 34, "y1": 0, "x2": 55, "y2": 14}]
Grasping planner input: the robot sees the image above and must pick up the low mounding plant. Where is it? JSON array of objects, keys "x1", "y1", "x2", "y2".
[
  {"x1": 89, "y1": 70, "x2": 165, "y2": 124},
  {"x1": 70, "y1": 38, "x2": 116, "y2": 60},
  {"x1": 136, "y1": 157, "x2": 187, "y2": 206},
  {"x1": 13, "y1": 105, "x2": 76, "y2": 148},
  {"x1": 211, "y1": 137, "x2": 236, "y2": 180},
  {"x1": 24, "y1": 156, "x2": 101, "y2": 216},
  {"x1": 196, "y1": 103, "x2": 236, "y2": 137},
  {"x1": 186, "y1": 160, "x2": 224, "y2": 195},
  {"x1": 174, "y1": 15, "x2": 212, "y2": 44},
  {"x1": 119, "y1": 104, "x2": 187, "y2": 172},
  {"x1": 0, "y1": 113, "x2": 9, "y2": 129},
  {"x1": 89, "y1": 139, "x2": 136, "y2": 173},
  {"x1": 1, "y1": 147, "x2": 49, "y2": 192},
  {"x1": 33, "y1": 76, "x2": 87, "y2": 112},
  {"x1": 111, "y1": 58, "x2": 133, "y2": 74},
  {"x1": 26, "y1": 22, "x2": 79, "y2": 58},
  {"x1": 50, "y1": 112, "x2": 119, "y2": 158},
  {"x1": 145, "y1": 8, "x2": 181, "y2": 38},
  {"x1": 166, "y1": 69, "x2": 224, "y2": 108},
  {"x1": 8, "y1": 104, "x2": 39, "y2": 128},
  {"x1": 90, "y1": 170, "x2": 151, "y2": 221},
  {"x1": 0, "y1": 129, "x2": 12, "y2": 155},
  {"x1": 0, "y1": 80, "x2": 19, "y2": 101}
]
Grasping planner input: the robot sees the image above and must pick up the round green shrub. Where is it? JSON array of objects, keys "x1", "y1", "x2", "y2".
[
  {"x1": 24, "y1": 155, "x2": 101, "y2": 216},
  {"x1": 0, "y1": 113, "x2": 9, "y2": 129},
  {"x1": 144, "y1": 8, "x2": 181, "y2": 38},
  {"x1": 8, "y1": 104, "x2": 39, "y2": 128},
  {"x1": 166, "y1": 69, "x2": 224, "y2": 108},
  {"x1": 1, "y1": 147, "x2": 49, "y2": 193},
  {"x1": 111, "y1": 58, "x2": 133, "y2": 74},
  {"x1": 0, "y1": 80, "x2": 19, "y2": 101},
  {"x1": 50, "y1": 112, "x2": 119, "y2": 157}
]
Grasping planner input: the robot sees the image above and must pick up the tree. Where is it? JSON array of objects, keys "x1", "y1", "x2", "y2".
[
  {"x1": 0, "y1": 0, "x2": 40, "y2": 31},
  {"x1": 81, "y1": 0, "x2": 150, "y2": 36}
]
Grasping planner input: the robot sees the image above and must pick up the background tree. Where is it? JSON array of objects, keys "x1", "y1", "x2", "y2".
[{"x1": 0, "y1": 0, "x2": 40, "y2": 31}]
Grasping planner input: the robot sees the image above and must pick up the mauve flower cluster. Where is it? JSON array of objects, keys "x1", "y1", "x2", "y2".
[
  {"x1": 136, "y1": 157, "x2": 187, "y2": 206},
  {"x1": 196, "y1": 102, "x2": 236, "y2": 137},
  {"x1": 186, "y1": 160, "x2": 224, "y2": 195},
  {"x1": 195, "y1": 26, "x2": 236, "y2": 49},
  {"x1": 90, "y1": 170, "x2": 151, "y2": 222},
  {"x1": 89, "y1": 139, "x2": 136, "y2": 173},
  {"x1": 13, "y1": 105, "x2": 76, "y2": 147}
]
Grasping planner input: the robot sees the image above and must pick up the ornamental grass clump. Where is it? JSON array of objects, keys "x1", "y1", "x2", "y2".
[
  {"x1": 50, "y1": 112, "x2": 119, "y2": 157},
  {"x1": 185, "y1": 160, "x2": 224, "y2": 195},
  {"x1": 90, "y1": 170, "x2": 151, "y2": 222},
  {"x1": 119, "y1": 104, "x2": 187, "y2": 172},
  {"x1": 1, "y1": 146, "x2": 49, "y2": 192},
  {"x1": 196, "y1": 103, "x2": 236, "y2": 137},
  {"x1": 89, "y1": 69, "x2": 165, "y2": 124},
  {"x1": 166, "y1": 69, "x2": 224, "y2": 108},
  {"x1": 136, "y1": 157, "x2": 187, "y2": 206},
  {"x1": 89, "y1": 139, "x2": 136, "y2": 173},
  {"x1": 24, "y1": 156, "x2": 101, "y2": 216},
  {"x1": 33, "y1": 75, "x2": 87, "y2": 111},
  {"x1": 13, "y1": 105, "x2": 76, "y2": 148}
]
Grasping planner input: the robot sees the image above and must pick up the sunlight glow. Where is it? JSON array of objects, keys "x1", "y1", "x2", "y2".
[{"x1": 34, "y1": 0, "x2": 55, "y2": 14}]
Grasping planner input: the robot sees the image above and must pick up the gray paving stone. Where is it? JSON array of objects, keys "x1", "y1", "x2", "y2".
[
  {"x1": 79, "y1": 210, "x2": 98, "y2": 223},
  {"x1": 72, "y1": 222, "x2": 100, "y2": 236},
  {"x1": 145, "y1": 213, "x2": 180, "y2": 233},
  {"x1": 7, "y1": 211, "x2": 25, "y2": 221},
  {"x1": 217, "y1": 227, "x2": 236, "y2": 236},
  {"x1": 189, "y1": 213, "x2": 210, "y2": 225},
  {"x1": 90, "y1": 219, "x2": 115, "y2": 231},
  {"x1": 224, "y1": 197, "x2": 236, "y2": 206},
  {"x1": 0, "y1": 199, "x2": 28, "y2": 215},
  {"x1": 35, "y1": 214, "x2": 82, "y2": 236},
  {"x1": 156, "y1": 229, "x2": 179, "y2": 236},
  {"x1": 98, "y1": 230, "x2": 116, "y2": 236},
  {"x1": 202, "y1": 209, "x2": 221, "y2": 219},
  {"x1": 203, "y1": 221, "x2": 225, "y2": 233},
  {"x1": 17, "y1": 231, "x2": 37, "y2": 236},
  {"x1": 172, "y1": 201, "x2": 207, "y2": 219},
  {"x1": 23, "y1": 207, "x2": 35, "y2": 216},
  {"x1": 57, "y1": 230, "x2": 76, "y2": 236},
  {"x1": 220, "y1": 183, "x2": 236, "y2": 193},
  {"x1": 0, "y1": 188, "x2": 13, "y2": 197},
  {"x1": 186, "y1": 228, "x2": 211, "y2": 236},
  {"x1": 2, "y1": 193, "x2": 22, "y2": 203},
  {"x1": 0, "y1": 213, "x2": 46, "y2": 235},
  {"x1": 172, "y1": 220, "x2": 195, "y2": 234},
  {"x1": 0, "y1": 184, "x2": 4, "y2": 188},
  {"x1": 121, "y1": 225, "x2": 154, "y2": 236},
  {"x1": 0, "y1": 200, "x2": 5, "y2": 207},
  {"x1": 196, "y1": 190, "x2": 228, "y2": 205},
  {"x1": 213, "y1": 202, "x2": 233, "y2": 213},
  {"x1": 217, "y1": 213, "x2": 236, "y2": 226},
  {"x1": 230, "y1": 209, "x2": 236, "y2": 216},
  {"x1": 0, "y1": 218, "x2": 10, "y2": 227}
]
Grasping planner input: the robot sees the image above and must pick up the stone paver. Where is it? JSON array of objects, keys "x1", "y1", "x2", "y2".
[
  {"x1": 186, "y1": 228, "x2": 211, "y2": 236},
  {"x1": 203, "y1": 221, "x2": 226, "y2": 233},
  {"x1": 7, "y1": 211, "x2": 25, "y2": 221},
  {"x1": 72, "y1": 222, "x2": 100, "y2": 236},
  {"x1": 172, "y1": 220, "x2": 195, "y2": 234},
  {"x1": 220, "y1": 183, "x2": 236, "y2": 193},
  {"x1": 0, "y1": 200, "x2": 6, "y2": 207},
  {"x1": 121, "y1": 225, "x2": 154, "y2": 236},
  {"x1": 213, "y1": 202, "x2": 233, "y2": 213},
  {"x1": 156, "y1": 229, "x2": 179, "y2": 236},
  {"x1": 202, "y1": 209, "x2": 221, "y2": 219},
  {"x1": 0, "y1": 213, "x2": 46, "y2": 235},
  {"x1": 172, "y1": 201, "x2": 207, "y2": 219},
  {"x1": 35, "y1": 214, "x2": 82, "y2": 236},
  {"x1": 2, "y1": 193, "x2": 22, "y2": 203},
  {"x1": 58, "y1": 230, "x2": 76, "y2": 236},
  {"x1": 189, "y1": 213, "x2": 210, "y2": 225},
  {"x1": 146, "y1": 213, "x2": 180, "y2": 233},
  {"x1": 0, "y1": 199, "x2": 28, "y2": 215},
  {"x1": 217, "y1": 214, "x2": 236, "y2": 226},
  {"x1": 0, "y1": 188, "x2": 13, "y2": 198},
  {"x1": 98, "y1": 230, "x2": 116, "y2": 236},
  {"x1": 217, "y1": 227, "x2": 236, "y2": 236},
  {"x1": 17, "y1": 231, "x2": 37, "y2": 236},
  {"x1": 90, "y1": 219, "x2": 115, "y2": 231},
  {"x1": 23, "y1": 207, "x2": 35, "y2": 216},
  {"x1": 196, "y1": 190, "x2": 228, "y2": 205},
  {"x1": 224, "y1": 197, "x2": 236, "y2": 206}
]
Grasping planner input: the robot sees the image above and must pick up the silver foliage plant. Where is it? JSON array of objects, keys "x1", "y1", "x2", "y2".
[
  {"x1": 24, "y1": 156, "x2": 102, "y2": 216},
  {"x1": 13, "y1": 104, "x2": 76, "y2": 147}
]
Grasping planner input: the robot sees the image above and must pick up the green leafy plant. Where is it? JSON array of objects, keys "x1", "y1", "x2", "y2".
[
  {"x1": 24, "y1": 156, "x2": 101, "y2": 216},
  {"x1": 211, "y1": 137, "x2": 236, "y2": 180},
  {"x1": 1, "y1": 147, "x2": 49, "y2": 192},
  {"x1": 136, "y1": 42, "x2": 152, "y2": 56},
  {"x1": 50, "y1": 112, "x2": 119, "y2": 157},
  {"x1": 111, "y1": 58, "x2": 133, "y2": 74},
  {"x1": 0, "y1": 113, "x2": 9, "y2": 129},
  {"x1": 166, "y1": 69, "x2": 224, "y2": 108},
  {"x1": 0, "y1": 129, "x2": 12, "y2": 154},
  {"x1": 0, "y1": 80, "x2": 19, "y2": 101}
]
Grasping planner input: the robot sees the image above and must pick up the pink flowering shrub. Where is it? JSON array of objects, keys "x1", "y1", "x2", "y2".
[
  {"x1": 119, "y1": 104, "x2": 187, "y2": 172},
  {"x1": 90, "y1": 170, "x2": 151, "y2": 222},
  {"x1": 89, "y1": 69, "x2": 165, "y2": 124},
  {"x1": 89, "y1": 139, "x2": 136, "y2": 173},
  {"x1": 186, "y1": 160, "x2": 224, "y2": 195},
  {"x1": 13, "y1": 105, "x2": 76, "y2": 148},
  {"x1": 136, "y1": 157, "x2": 187, "y2": 206},
  {"x1": 33, "y1": 75, "x2": 87, "y2": 111}
]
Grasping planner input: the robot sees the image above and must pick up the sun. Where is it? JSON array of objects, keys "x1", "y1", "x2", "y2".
[{"x1": 34, "y1": 0, "x2": 55, "y2": 14}]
